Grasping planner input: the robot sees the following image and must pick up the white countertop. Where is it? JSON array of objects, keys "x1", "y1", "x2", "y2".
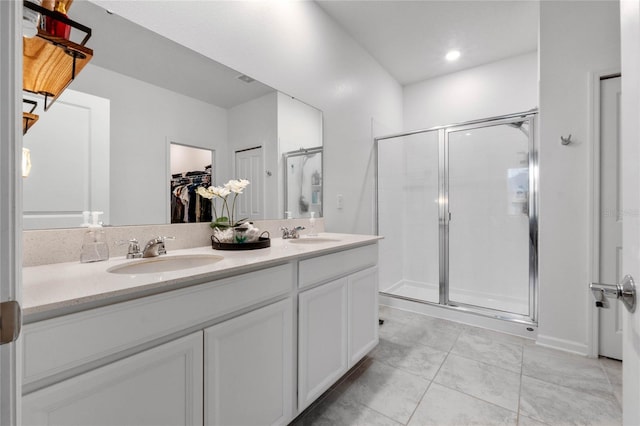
[{"x1": 23, "y1": 233, "x2": 381, "y2": 322}]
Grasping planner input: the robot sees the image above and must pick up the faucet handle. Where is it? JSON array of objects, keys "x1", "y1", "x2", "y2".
[
  {"x1": 116, "y1": 238, "x2": 139, "y2": 247},
  {"x1": 116, "y1": 238, "x2": 141, "y2": 258},
  {"x1": 155, "y1": 236, "x2": 175, "y2": 255}
]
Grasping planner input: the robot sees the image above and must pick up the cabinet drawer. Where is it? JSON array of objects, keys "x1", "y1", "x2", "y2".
[
  {"x1": 298, "y1": 244, "x2": 377, "y2": 289},
  {"x1": 23, "y1": 263, "x2": 293, "y2": 386}
]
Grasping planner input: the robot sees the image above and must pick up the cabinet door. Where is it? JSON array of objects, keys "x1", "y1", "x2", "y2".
[
  {"x1": 205, "y1": 298, "x2": 293, "y2": 426},
  {"x1": 22, "y1": 332, "x2": 203, "y2": 426},
  {"x1": 349, "y1": 267, "x2": 379, "y2": 367},
  {"x1": 298, "y1": 278, "x2": 349, "y2": 411}
]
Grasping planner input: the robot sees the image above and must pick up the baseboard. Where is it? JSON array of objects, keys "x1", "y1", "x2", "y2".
[{"x1": 536, "y1": 334, "x2": 588, "y2": 356}]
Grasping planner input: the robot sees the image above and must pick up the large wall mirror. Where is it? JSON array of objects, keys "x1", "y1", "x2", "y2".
[{"x1": 22, "y1": 0, "x2": 323, "y2": 230}]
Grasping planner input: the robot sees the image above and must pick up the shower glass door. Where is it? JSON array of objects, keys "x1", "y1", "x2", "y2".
[
  {"x1": 446, "y1": 119, "x2": 532, "y2": 316},
  {"x1": 377, "y1": 130, "x2": 440, "y2": 304}
]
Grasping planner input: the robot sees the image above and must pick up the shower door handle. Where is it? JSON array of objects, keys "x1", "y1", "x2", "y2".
[{"x1": 590, "y1": 275, "x2": 636, "y2": 313}]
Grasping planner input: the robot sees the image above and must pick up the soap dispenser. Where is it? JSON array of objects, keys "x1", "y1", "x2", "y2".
[
  {"x1": 308, "y1": 212, "x2": 317, "y2": 237},
  {"x1": 80, "y1": 211, "x2": 109, "y2": 263}
]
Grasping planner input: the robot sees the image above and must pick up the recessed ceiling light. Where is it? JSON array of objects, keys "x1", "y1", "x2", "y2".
[{"x1": 446, "y1": 50, "x2": 461, "y2": 61}]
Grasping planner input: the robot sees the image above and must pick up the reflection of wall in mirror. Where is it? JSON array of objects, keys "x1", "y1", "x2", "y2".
[
  {"x1": 71, "y1": 64, "x2": 229, "y2": 227},
  {"x1": 278, "y1": 93, "x2": 323, "y2": 218},
  {"x1": 170, "y1": 144, "x2": 213, "y2": 176},
  {"x1": 228, "y1": 92, "x2": 278, "y2": 219},
  {"x1": 229, "y1": 91, "x2": 323, "y2": 219}
]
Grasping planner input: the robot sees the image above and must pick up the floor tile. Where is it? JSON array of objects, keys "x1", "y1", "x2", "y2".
[
  {"x1": 517, "y1": 414, "x2": 549, "y2": 426},
  {"x1": 451, "y1": 329, "x2": 523, "y2": 373},
  {"x1": 463, "y1": 325, "x2": 533, "y2": 347},
  {"x1": 434, "y1": 354, "x2": 521, "y2": 411},
  {"x1": 378, "y1": 313, "x2": 463, "y2": 353},
  {"x1": 379, "y1": 305, "x2": 426, "y2": 325},
  {"x1": 370, "y1": 337, "x2": 447, "y2": 381},
  {"x1": 408, "y1": 383, "x2": 517, "y2": 426},
  {"x1": 338, "y1": 358, "x2": 430, "y2": 424},
  {"x1": 520, "y1": 375, "x2": 621, "y2": 425},
  {"x1": 415, "y1": 316, "x2": 465, "y2": 352},
  {"x1": 294, "y1": 387, "x2": 402, "y2": 426},
  {"x1": 299, "y1": 306, "x2": 622, "y2": 426},
  {"x1": 599, "y1": 357, "x2": 623, "y2": 407},
  {"x1": 522, "y1": 345, "x2": 613, "y2": 397}
]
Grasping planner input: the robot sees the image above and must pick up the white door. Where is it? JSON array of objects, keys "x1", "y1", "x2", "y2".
[
  {"x1": 348, "y1": 267, "x2": 379, "y2": 367},
  {"x1": 22, "y1": 333, "x2": 203, "y2": 426},
  {"x1": 620, "y1": 2, "x2": 640, "y2": 423},
  {"x1": 1, "y1": 1, "x2": 22, "y2": 424},
  {"x1": 298, "y1": 278, "x2": 348, "y2": 412},
  {"x1": 22, "y1": 90, "x2": 110, "y2": 229},
  {"x1": 599, "y1": 76, "x2": 623, "y2": 360},
  {"x1": 234, "y1": 147, "x2": 264, "y2": 221}
]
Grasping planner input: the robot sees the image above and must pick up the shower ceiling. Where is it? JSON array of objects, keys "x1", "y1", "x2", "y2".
[{"x1": 315, "y1": 0, "x2": 539, "y2": 85}]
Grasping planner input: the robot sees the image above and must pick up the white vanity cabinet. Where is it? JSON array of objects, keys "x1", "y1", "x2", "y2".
[
  {"x1": 204, "y1": 298, "x2": 293, "y2": 426},
  {"x1": 22, "y1": 332, "x2": 204, "y2": 426},
  {"x1": 22, "y1": 237, "x2": 380, "y2": 426},
  {"x1": 297, "y1": 244, "x2": 379, "y2": 412}
]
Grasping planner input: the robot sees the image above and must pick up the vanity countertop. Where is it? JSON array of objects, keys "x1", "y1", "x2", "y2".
[{"x1": 22, "y1": 233, "x2": 381, "y2": 323}]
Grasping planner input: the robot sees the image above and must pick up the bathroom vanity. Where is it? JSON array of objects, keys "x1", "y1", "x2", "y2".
[{"x1": 21, "y1": 234, "x2": 380, "y2": 425}]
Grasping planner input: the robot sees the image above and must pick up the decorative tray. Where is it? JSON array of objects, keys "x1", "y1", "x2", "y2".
[{"x1": 211, "y1": 232, "x2": 270, "y2": 251}]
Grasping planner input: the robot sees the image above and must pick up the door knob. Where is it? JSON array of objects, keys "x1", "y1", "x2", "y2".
[{"x1": 590, "y1": 275, "x2": 636, "y2": 313}]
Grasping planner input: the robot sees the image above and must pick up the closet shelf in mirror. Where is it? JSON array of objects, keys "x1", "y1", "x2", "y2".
[{"x1": 22, "y1": 1, "x2": 93, "y2": 121}]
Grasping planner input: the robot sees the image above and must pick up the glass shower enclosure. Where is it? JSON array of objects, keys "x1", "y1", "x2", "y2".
[{"x1": 375, "y1": 111, "x2": 537, "y2": 324}]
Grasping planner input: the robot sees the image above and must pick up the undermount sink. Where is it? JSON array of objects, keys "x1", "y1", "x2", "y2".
[
  {"x1": 287, "y1": 237, "x2": 340, "y2": 244},
  {"x1": 107, "y1": 254, "x2": 224, "y2": 275}
]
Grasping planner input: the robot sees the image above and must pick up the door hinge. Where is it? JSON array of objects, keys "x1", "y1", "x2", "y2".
[{"x1": 0, "y1": 300, "x2": 22, "y2": 345}]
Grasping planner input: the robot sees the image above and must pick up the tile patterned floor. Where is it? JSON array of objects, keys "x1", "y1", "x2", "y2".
[{"x1": 292, "y1": 305, "x2": 622, "y2": 426}]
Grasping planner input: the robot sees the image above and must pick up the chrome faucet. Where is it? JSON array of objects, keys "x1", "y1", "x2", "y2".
[
  {"x1": 280, "y1": 226, "x2": 305, "y2": 239},
  {"x1": 142, "y1": 236, "x2": 175, "y2": 258},
  {"x1": 116, "y1": 238, "x2": 142, "y2": 259}
]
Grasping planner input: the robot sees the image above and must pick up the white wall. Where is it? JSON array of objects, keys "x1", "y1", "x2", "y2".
[
  {"x1": 170, "y1": 144, "x2": 212, "y2": 176},
  {"x1": 91, "y1": 0, "x2": 404, "y2": 234},
  {"x1": 403, "y1": 52, "x2": 538, "y2": 130},
  {"x1": 538, "y1": 1, "x2": 620, "y2": 353},
  {"x1": 228, "y1": 92, "x2": 278, "y2": 218},
  {"x1": 72, "y1": 64, "x2": 229, "y2": 226}
]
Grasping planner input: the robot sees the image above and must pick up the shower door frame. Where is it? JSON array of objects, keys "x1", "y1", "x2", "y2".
[{"x1": 375, "y1": 110, "x2": 538, "y2": 325}]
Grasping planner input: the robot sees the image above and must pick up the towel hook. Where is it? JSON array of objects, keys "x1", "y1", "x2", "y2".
[{"x1": 561, "y1": 134, "x2": 573, "y2": 145}]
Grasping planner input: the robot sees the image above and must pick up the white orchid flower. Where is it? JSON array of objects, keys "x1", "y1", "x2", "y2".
[
  {"x1": 225, "y1": 179, "x2": 250, "y2": 194},
  {"x1": 196, "y1": 186, "x2": 214, "y2": 200},
  {"x1": 210, "y1": 186, "x2": 231, "y2": 198}
]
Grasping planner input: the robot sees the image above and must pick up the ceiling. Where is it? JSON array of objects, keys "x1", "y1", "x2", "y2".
[
  {"x1": 70, "y1": 1, "x2": 275, "y2": 109},
  {"x1": 70, "y1": 1, "x2": 538, "y2": 105},
  {"x1": 316, "y1": 0, "x2": 539, "y2": 86}
]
